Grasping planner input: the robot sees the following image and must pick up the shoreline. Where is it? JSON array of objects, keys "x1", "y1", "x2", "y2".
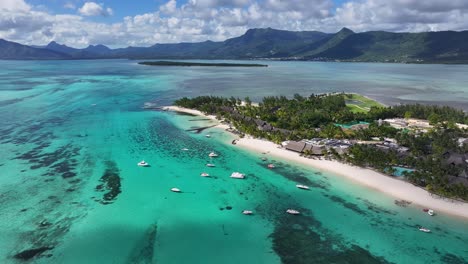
[{"x1": 163, "y1": 105, "x2": 468, "y2": 219}]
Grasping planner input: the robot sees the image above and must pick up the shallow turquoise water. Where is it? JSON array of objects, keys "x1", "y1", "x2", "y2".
[{"x1": 0, "y1": 60, "x2": 467, "y2": 264}]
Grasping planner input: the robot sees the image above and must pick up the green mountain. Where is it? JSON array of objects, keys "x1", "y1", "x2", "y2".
[{"x1": 2, "y1": 28, "x2": 468, "y2": 63}]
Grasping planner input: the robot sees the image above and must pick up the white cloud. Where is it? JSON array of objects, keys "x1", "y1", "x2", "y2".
[
  {"x1": 0, "y1": 0, "x2": 30, "y2": 11},
  {"x1": 64, "y1": 3, "x2": 76, "y2": 10},
  {"x1": 0, "y1": 0, "x2": 468, "y2": 48},
  {"x1": 78, "y1": 2, "x2": 113, "y2": 17}
]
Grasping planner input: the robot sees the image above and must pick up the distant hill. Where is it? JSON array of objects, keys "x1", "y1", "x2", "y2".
[
  {"x1": 0, "y1": 39, "x2": 68, "y2": 60},
  {"x1": 2, "y1": 28, "x2": 468, "y2": 63}
]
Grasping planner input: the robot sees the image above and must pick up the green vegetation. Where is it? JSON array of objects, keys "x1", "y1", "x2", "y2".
[
  {"x1": 174, "y1": 93, "x2": 468, "y2": 200},
  {"x1": 344, "y1": 94, "x2": 385, "y2": 113},
  {"x1": 138, "y1": 61, "x2": 268, "y2": 67}
]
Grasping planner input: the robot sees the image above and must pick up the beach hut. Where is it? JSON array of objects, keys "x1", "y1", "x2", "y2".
[{"x1": 285, "y1": 141, "x2": 306, "y2": 153}]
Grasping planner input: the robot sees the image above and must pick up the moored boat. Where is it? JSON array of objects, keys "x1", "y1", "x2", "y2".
[
  {"x1": 171, "y1": 188, "x2": 181, "y2": 193},
  {"x1": 286, "y1": 209, "x2": 300, "y2": 215},
  {"x1": 206, "y1": 163, "x2": 215, "y2": 167},
  {"x1": 205, "y1": 134, "x2": 211, "y2": 138},
  {"x1": 418, "y1": 226, "x2": 431, "y2": 233},
  {"x1": 137, "y1": 160, "x2": 149, "y2": 167},
  {"x1": 428, "y1": 209, "x2": 434, "y2": 216},
  {"x1": 296, "y1": 184, "x2": 310, "y2": 190},
  {"x1": 242, "y1": 210, "x2": 253, "y2": 215},
  {"x1": 181, "y1": 148, "x2": 189, "y2": 151},
  {"x1": 200, "y1": 172, "x2": 210, "y2": 177},
  {"x1": 267, "y1": 164, "x2": 275, "y2": 169},
  {"x1": 230, "y1": 172, "x2": 245, "y2": 179},
  {"x1": 208, "y1": 152, "x2": 219, "y2": 157}
]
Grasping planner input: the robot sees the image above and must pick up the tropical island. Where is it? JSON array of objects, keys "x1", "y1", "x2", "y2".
[
  {"x1": 138, "y1": 61, "x2": 268, "y2": 67},
  {"x1": 170, "y1": 93, "x2": 468, "y2": 206}
]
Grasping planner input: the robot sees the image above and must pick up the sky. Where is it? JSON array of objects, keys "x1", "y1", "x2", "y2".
[{"x1": 1, "y1": 0, "x2": 468, "y2": 48}]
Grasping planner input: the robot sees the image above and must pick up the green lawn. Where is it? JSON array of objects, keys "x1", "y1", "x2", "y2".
[{"x1": 344, "y1": 94, "x2": 385, "y2": 113}]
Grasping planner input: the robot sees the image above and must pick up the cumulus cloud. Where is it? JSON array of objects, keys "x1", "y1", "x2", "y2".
[
  {"x1": 0, "y1": 0, "x2": 467, "y2": 48},
  {"x1": 64, "y1": 3, "x2": 76, "y2": 10},
  {"x1": 78, "y1": 2, "x2": 113, "y2": 17}
]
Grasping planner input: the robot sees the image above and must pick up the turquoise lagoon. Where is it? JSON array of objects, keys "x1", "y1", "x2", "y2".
[{"x1": 0, "y1": 60, "x2": 467, "y2": 264}]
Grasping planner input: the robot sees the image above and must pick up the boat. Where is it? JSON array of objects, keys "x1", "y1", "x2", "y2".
[
  {"x1": 200, "y1": 172, "x2": 210, "y2": 177},
  {"x1": 205, "y1": 134, "x2": 211, "y2": 138},
  {"x1": 422, "y1": 208, "x2": 429, "y2": 212},
  {"x1": 137, "y1": 160, "x2": 149, "y2": 167},
  {"x1": 242, "y1": 210, "x2": 253, "y2": 215},
  {"x1": 181, "y1": 148, "x2": 189, "y2": 151},
  {"x1": 261, "y1": 157, "x2": 267, "y2": 161},
  {"x1": 171, "y1": 188, "x2": 181, "y2": 193},
  {"x1": 418, "y1": 227, "x2": 431, "y2": 233},
  {"x1": 286, "y1": 209, "x2": 300, "y2": 215},
  {"x1": 296, "y1": 184, "x2": 310, "y2": 190},
  {"x1": 267, "y1": 164, "x2": 275, "y2": 169},
  {"x1": 230, "y1": 172, "x2": 245, "y2": 179},
  {"x1": 206, "y1": 163, "x2": 215, "y2": 167},
  {"x1": 428, "y1": 209, "x2": 434, "y2": 216},
  {"x1": 208, "y1": 152, "x2": 218, "y2": 157}
]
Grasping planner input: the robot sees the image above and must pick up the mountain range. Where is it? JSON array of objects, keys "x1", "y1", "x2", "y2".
[{"x1": 2, "y1": 27, "x2": 468, "y2": 63}]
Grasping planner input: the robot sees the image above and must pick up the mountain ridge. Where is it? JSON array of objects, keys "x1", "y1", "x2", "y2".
[{"x1": 2, "y1": 28, "x2": 468, "y2": 63}]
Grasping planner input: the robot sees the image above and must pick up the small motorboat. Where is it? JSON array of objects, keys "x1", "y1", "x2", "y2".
[
  {"x1": 171, "y1": 188, "x2": 181, "y2": 193},
  {"x1": 137, "y1": 160, "x2": 149, "y2": 167},
  {"x1": 296, "y1": 184, "x2": 310, "y2": 190},
  {"x1": 181, "y1": 148, "x2": 189, "y2": 151},
  {"x1": 261, "y1": 157, "x2": 267, "y2": 161},
  {"x1": 418, "y1": 227, "x2": 431, "y2": 233},
  {"x1": 427, "y1": 209, "x2": 434, "y2": 216},
  {"x1": 205, "y1": 134, "x2": 211, "y2": 138},
  {"x1": 208, "y1": 152, "x2": 219, "y2": 157},
  {"x1": 267, "y1": 164, "x2": 275, "y2": 169},
  {"x1": 200, "y1": 172, "x2": 210, "y2": 177},
  {"x1": 286, "y1": 209, "x2": 300, "y2": 215},
  {"x1": 230, "y1": 172, "x2": 245, "y2": 179},
  {"x1": 242, "y1": 210, "x2": 253, "y2": 215},
  {"x1": 206, "y1": 163, "x2": 215, "y2": 167}
]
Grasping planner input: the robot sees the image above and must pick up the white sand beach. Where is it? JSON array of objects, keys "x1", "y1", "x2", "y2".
[{"x1": 164, "y1": 106, "x2": 468, "y2": 219}]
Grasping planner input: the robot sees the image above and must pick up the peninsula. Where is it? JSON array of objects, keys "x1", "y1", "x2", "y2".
[
  {"x1": 138, "y1": 61, "x2": 268, "y2": 67},
  {"x1": 166, "y1": 93, "x2": 468, "y2": 218}
]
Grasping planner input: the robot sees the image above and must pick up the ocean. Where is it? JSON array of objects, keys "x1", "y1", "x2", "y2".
[{"x1": 0, "y1": 59, "x2": 467, "y2": 264}]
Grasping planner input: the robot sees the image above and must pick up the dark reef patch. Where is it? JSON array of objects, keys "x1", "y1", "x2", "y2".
[
  {"x1": 186, "y1": 124, "x2": 217, "y2": 134},
  {"x1": 266, "y1": 163, "x2": 329, "y2": 190},
  {"x1": 271, "y1": 213, "x2": 391, "y2": 264},
  {"x1": 441, "y1": 253, "x2": 468, "y2": 264},
  {"x1": 328, "y1": 195, "x2": 367, "y2": 216},
  {"x1": 13, "y1": 247, "x2": 54, "y2": 260},
  {"x1": 95, "y1": 161, "x2": 122, "y2": 204},
  {"x1": 128, "y1": 223, "x2": 158, "y2": 264}
]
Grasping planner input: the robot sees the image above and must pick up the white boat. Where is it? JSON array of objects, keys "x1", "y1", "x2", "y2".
[
  {"x1": 200, "y1": 172, "x2": 210, "y2": 177},
  {"x1": 286, "y1": 209, "x2": 300, "y2": 215},
  {"x1": 206, "y1": 163, "x2": 215, "y2": 167},
  {"x1": 261, "y1": 157, "x2": 267, "y2": 161},
  {"x1": 418, "y1": 227, "x2": 431, "y2": 233},
  {"x1": 296, "y1": 184, "x2": 310, "y2": 190},
  {"x1": 181, "y1": 148, "x2": 189, "y2": 151},
  {"x1": 427, "y1": 209, "x2": 434, "y2": 216},
  {"x1": 137, "y1": 160, "x2": 149, "y2": 167},
  {"x1": 205, "y1": 134, "x2": 211, "y2": 138},
  {"x1": 242, "y1": 210, "x2": 253, "y2": 215},
  {"x1": 171, "y1": 188, "x2": 181, "y2": 193},
  {"x1": 267, "y1": 164, "x2": 275, "y2": 169},
  {"x1": 230, "y1": 172, "x2": 245, "y2": 179},
  {"x1": 208, "y1": 152, "x2": 219, "y2": 157}
]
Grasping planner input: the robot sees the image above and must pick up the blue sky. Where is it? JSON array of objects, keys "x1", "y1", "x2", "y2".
[{"x1": 1, "y1": 0, "x2": 467, "y2": 48}]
